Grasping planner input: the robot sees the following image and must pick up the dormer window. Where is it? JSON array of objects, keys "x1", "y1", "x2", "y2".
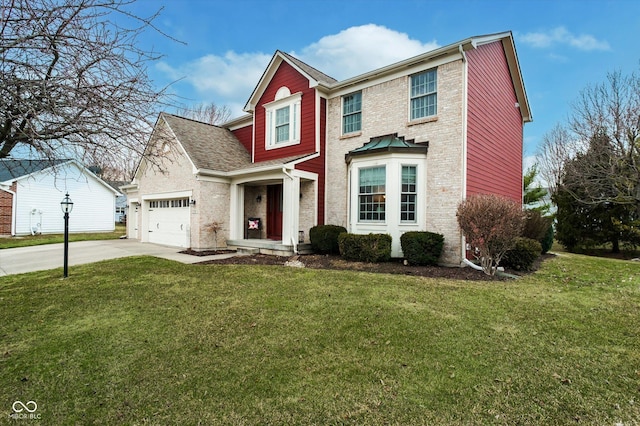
[{"x1": 264, "y1": 86, "x2": 302, "y2": 149}]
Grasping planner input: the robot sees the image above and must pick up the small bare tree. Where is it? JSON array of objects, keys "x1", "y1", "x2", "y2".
[
  {"x1": 176, "y1": 102, "x2": 232, "y2": 125},
  {"x1": 0, "y1": 0, "x2": 176, "y2": 168},
  {"x1": 204, "y1": 221, "x2": 224, "y2": 252},
  {"x1": 457, "y1": 194, "x2": 525, "y2": 276}
]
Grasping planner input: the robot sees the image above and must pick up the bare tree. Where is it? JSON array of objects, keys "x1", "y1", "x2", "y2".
[
  {"x1": 0, "y1": 0, "x2": 176, "y2": 167},
  {"x1": 176, "y1": 102, "x2": 232, "y2": 125},
  {"x1": 540, "y1": 68, "x2": 640, "y2": 210},
  {"x1": 537, "y1": 123, "x2": 578, "y2": 196}
]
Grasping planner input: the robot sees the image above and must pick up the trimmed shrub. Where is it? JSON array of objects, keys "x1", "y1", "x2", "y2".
[
  {"x1": 540, "y1": 223, "x2": 554, "y2": 254},
  {"x1": 400, "y1": 231, "x2": 444, "y2": 266},
  {"x1": 338, "y1": 233, "x2": 392, "y2": 263},
  {"x1": 522, "y1": 210, "x2": 553, "y2": 242},
  {"x1": 309, "y1": 225, "x2": 347, "y2": 254},
  {"x1": 501, "y1": 237, "x2": 542, "y2": 271},
  {"x1": 457, "y1": 194, "x2": 525, "y2": 275}
]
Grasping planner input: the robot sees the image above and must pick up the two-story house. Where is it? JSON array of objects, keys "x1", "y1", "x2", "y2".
[{"x1": 122, "y1": 31, "x2": 531, "y2": 266}]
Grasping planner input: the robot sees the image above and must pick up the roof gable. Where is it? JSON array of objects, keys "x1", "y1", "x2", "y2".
[
  {"x1": 0, "y1": 159, "x2": 68, "y2": 182},
  {"x1": 244, "y1": 51, "x2": 337, "y2": 112},
  {"x1": 160, "y1": 113, "x2": 252, "y2": 173},
  {"x1": 0, "y1": 159, "x2": 120, "y2": 195}
]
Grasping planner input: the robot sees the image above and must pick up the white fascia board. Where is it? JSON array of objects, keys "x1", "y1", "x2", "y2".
[
  {"x1": 195, "y1": 174, "x2": 231, "y2": 184},
  {"x1": 141, "y1": 190, "x2": 192, "y2": 200},
  {"x1": 223, "y1": 113, "x2": 253, "y2": 130},
  {"x1": 328, "y1": 50, "x2": 464, "y2": 99}
]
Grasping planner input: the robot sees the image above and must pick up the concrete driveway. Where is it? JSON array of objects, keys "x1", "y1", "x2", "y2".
[{"x1": 0, "y1": 239, "x2": 235, "y2": 276}]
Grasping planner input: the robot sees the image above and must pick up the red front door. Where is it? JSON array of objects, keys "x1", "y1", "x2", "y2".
[{"x1": 267, "y1": 184, "x2": 283, "y2": 240}]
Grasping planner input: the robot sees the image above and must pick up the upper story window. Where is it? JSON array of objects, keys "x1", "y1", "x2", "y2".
[
  {"x1": 342, "y1": 91, "x2": 362, "y2": 134},
  {"x1": 265, "y1": 86, "x2": 301, "y2": 149},
  {"x1": 410, "y1": 69, "x2": 437, "y2": 120}
]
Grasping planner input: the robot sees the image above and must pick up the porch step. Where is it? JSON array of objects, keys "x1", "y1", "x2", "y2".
[
  {"x1": 236, "y1": 247, "x2": 260, "y2": 255},
  {"x1": 227, "y1": 239, "x2": 314, "y2": 256}
]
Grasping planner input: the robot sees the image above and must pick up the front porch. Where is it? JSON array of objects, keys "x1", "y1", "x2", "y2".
[{"x1": 227, "y1": 238, "x2": 313, "y2": 256}]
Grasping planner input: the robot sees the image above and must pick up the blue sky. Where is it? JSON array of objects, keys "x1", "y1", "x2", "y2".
[{"x1": 127, "y1": 0, "x2": 640, "y2": 166}]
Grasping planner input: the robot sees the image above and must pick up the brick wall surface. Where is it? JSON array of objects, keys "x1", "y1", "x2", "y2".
[
  {"x1": 0, "y1": 183, "x2": 15, "y2": 235},
  {"x1": 325, "y1": 59, "x2": 465, "y2": 265}
]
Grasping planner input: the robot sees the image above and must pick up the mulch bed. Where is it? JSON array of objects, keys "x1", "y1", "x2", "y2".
[
  {"x1": 195, "y1": 252, "x2": 554, "y2": 281},
  {"x1": 179, "y1": 249, "x2": 236, "y2": 256}
]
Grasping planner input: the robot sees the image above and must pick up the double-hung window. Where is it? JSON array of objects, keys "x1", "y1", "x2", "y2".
[
  {"x1": 275, "y1": 106, "x2": 290, "y2": 143},
  {"x1": 400, "y1": 166, "x2": 417, "y2": 222},
  {"x1": 410, "y1": 69, "x2": 437, "y2": 120},
  {"x1": 358, "y1": 166, "x2": 386, "y2": 222},
  {"x1": 342, "y1": 91, "x2": 362, "y2": 134},
  {"x1": 265, "y1": 87, "x2": 301, "y2": 149}
]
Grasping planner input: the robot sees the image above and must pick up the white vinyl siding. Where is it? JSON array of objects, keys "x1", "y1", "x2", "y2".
[{"x1": 12, "y1": 162, "x2": 116, "y2": 235}]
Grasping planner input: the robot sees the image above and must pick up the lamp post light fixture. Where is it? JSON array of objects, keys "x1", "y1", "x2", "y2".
[{"x1": 60, "y1": 193, "x2": 74, "y2": 278}]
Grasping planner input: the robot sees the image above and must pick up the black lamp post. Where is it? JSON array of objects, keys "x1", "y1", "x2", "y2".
[{"x1": 60, "y1": 193, "x2": 74, "y2": 278}]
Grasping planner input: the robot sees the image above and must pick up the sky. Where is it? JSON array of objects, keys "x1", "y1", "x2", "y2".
[{"x1": 125, "y1": 0, "x2": 640, "y2": 168}]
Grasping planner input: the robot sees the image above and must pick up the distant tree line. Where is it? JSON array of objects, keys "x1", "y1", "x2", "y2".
[{"x1": 538, "y1": 67, "x2": 640, "y2": 253}]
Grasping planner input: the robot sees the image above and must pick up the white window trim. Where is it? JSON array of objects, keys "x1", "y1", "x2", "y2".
[
  {"x1": 342, "y1": 91, "x2": 362, "y2": 136},
  {"x1": 264, "y1": 91, "x2": 302, "y2": 150},
  {"x1": 400, "y1": 164, "x2": 418, "y2": 223},
  {"x1": 408, "y1": 68, "x2": 438, "y2": 122}
]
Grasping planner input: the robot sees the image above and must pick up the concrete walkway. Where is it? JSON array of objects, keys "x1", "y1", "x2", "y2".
[{"x1": 0, "y1": 239, "x2": 237, "y2": 276}]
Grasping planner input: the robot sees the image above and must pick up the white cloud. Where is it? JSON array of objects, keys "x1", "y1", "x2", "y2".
[
  {"x1": 158, "y1": 25, "x2": 439, "y2": 117},
  {"x1": 294, "y1": 24, "x2": 439, "y2": 80},
  {"x1": 157, "y1": 51, "x2": 271, "y2": 115},
  {"x1": 519, "y1": 27, "x2": 610, "y2": 51}
]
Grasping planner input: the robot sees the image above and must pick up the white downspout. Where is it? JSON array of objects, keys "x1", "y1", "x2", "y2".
[{"x1": 459, "y1": 43, "x2": 470, "y2": 265}]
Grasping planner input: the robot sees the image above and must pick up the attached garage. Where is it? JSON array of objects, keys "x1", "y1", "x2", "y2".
[{"x1": 147, "y1": 197, "x2": 191, "y2": 247}]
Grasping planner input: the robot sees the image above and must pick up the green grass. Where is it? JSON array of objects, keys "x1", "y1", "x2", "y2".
[
  {"x1": 1, "y1": 253, "x2": 639, "y2": 424},
  {"x1": 0, "y1": 224, "x2": 126, "y2": 249}
]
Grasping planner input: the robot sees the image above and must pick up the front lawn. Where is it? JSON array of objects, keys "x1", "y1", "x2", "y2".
[
  {"x1": 0, "y1": 254, "x2": 638, "y2": 424},
  {"x1": 0, "y1": 224, "x2": 126, "y2": 249}
]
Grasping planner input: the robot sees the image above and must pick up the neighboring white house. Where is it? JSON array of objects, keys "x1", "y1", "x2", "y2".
[{"x1": 0, "y1": 159, "x2": 121, "y2": 235}]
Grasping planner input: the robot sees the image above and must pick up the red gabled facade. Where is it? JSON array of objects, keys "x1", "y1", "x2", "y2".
[
  {"x1": 229, "y1": 56, "x2": 327, "y2": 226},
  {"x1": 466, "y1": 41, "x2": 523, "y2": 202},
  {"x1": 231, "y1": 124, "x2": 253, "y2": 154},
  {"x1": 253, "y1": 61, "x2": 317, "y2": 162}
]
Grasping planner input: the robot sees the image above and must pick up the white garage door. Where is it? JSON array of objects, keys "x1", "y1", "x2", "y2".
[{"x1": 147, "y1": 198, "x2": 190, "y2": 247}]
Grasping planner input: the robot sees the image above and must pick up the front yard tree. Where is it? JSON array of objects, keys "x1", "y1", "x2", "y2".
[
  {"x1": 456, "y1": 194, "x2": 525, "y2": 276},
  {"x1": 0, "y1": 0, "x2": 172, "y2": 164}
]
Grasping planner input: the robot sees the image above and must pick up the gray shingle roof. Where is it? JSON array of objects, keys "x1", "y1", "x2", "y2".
[
  {"x1": 278, "y1": 51, "x2": 338, "y2": 85},
  {"x1": 161, "y1": 113, "x2": 252, "y2": 172},
  {"x1": 0, "y1": 159, "x2": 69, "y2": 182}
]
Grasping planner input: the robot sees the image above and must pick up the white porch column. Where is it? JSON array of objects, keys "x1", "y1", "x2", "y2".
[
  {"x1": 282, "y1": 172, "x2": 300, "y2": 247},
  {"x1": 229, "y1": 183, "x2": 244, "y2": 239}
]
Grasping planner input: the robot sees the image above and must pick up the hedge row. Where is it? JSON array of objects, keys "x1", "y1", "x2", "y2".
[{"x1": 310, "y1": 225, "x2": 444, "y2": 264}]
